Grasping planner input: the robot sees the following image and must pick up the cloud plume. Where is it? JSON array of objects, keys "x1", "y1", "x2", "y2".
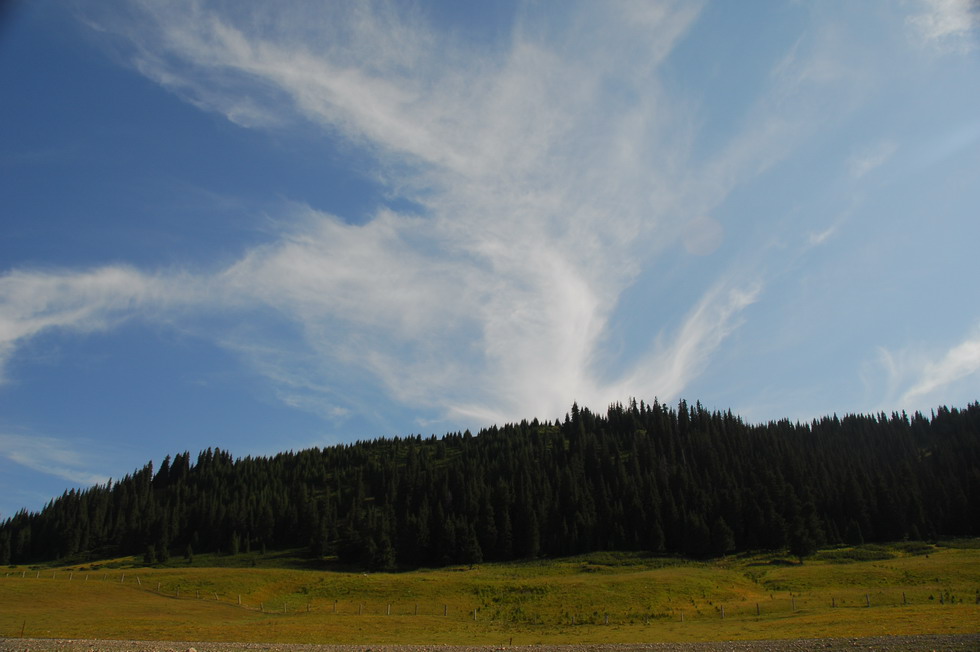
[{"x1": 4, "y1": 0, "x2": 934, "y2": 432}]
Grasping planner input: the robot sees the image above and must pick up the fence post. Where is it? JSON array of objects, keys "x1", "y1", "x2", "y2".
[
  {"x1": 756, "y1": 603, "x2": 760, "y2": 616},
  {"x1": 791, "y1": 596, "x2": 796, "y2": 612},
  {"x1": 903, "y1": 592, "x2": 907, "y2": 605},
  {"x1": 444, "y1": 604, "x2": 448, "y2": 616},
  {"x1": 358, "y1": 603, "x2": 363, "y2": 615},
  {"x1": 866, "y1": 593, "x2": 871, "y2": 608},
  {"x1": 387, "y1": 604, "x2": 391, "y2": 616},
  {"x1": 333, "y1": 600, "x2": 337, "y2": 613},
  {"x1": 415, "y1": 603, "x2": 418, "y2": 616},
  {"x1": 239, "y1": 594, "x2": 242, "y2": 606},
  {"x1": 721, "y1": 606, "x2": 725, "y2": 619}
]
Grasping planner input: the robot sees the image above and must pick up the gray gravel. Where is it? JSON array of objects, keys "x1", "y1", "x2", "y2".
[{"x1": 1, "y1": 636, "x2": 979, "y2": 652}]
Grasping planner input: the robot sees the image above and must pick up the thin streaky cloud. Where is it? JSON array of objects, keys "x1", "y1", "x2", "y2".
[
  {"x1": 848, "y1": 140, "x2": 898, "y2": 179},
  {"x1": 0, "y1": 266, "x2": 190, "y2": 382},
  {"x1": 907, "y1": 0, "x2": 979, "y2": 53},
  {"x1": 607, "y1": 279, "x2": 763, "y2": 407},
  {"x1": 0, "y1": 433, "x2": 112, "y2": 488},
  {"x1": 2, "y1": 1, "x2": 969, "y2": 444},
  {"x1": 900, "y1": 330, "x2": 980, "y2": 404}
]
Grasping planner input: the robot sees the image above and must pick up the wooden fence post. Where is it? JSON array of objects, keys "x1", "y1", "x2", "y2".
[
  {"x1": 756, "y1": 603, "x2": 760, "y2": 616},
  {"x1": 866, "y1": 593, "x2": 871, "y2": 608},
  {"x1": 443, "y1": 604, "x2": 448, "y2": 616},
  {"x1": 720, "y1": 605, "x2": 725, "y2": 619}
]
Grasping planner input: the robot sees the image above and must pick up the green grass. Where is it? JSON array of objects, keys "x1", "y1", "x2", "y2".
[{"x1": 1, "y1": 541, "x2": 978, "y2": 645}]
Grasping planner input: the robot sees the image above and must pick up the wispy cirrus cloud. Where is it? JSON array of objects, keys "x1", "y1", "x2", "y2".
[
  {"x1": 1, "y1": 1, "x2": 919, "y2": 430},
  {"x1": 876, "y1": 324, "x2": 980, "y2": 411},
  {"x1": 907, "y1": 0, "x2": 979, "y2": 54},
  {"x1": 0, "y1": 265, "x2": 193, "y2": 382},
  {"x1": 0, "y1": 432, "x2": 111, "y2": 487},
  {"x1": 848, "y1": 140, "x2": 898, "y2": 179}
]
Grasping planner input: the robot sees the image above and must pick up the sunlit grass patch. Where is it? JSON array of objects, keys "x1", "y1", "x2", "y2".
[{"x1": 1, "y1": 540, "x2": 978, "y2": 644}]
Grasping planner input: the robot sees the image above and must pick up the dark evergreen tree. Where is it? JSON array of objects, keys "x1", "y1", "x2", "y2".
[{"x1": 1, "y1": 400, "x2": 978, "y2": 568}]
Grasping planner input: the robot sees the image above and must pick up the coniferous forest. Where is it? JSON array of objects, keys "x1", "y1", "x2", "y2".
[{"x1": 1, "y1": 400, "x2": 978, "y2": 569}]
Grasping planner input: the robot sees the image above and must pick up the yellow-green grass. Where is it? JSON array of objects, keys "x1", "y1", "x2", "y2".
[{"x1": 1, "y1": 542, "x2": 978, "y2": 645}]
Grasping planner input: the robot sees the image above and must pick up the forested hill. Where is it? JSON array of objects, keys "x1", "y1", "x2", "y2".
[{"x1": 2, "y1": 400, "x2": 979, "y2": 568}]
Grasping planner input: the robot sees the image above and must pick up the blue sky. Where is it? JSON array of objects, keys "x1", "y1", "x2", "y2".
[{"x1": 1, "y1": 0, "x2": 979, "y2": 518}]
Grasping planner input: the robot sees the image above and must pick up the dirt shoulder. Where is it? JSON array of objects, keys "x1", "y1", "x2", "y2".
[{"x1": 1, "y1": 635, "x2": 979, "y2": 652}]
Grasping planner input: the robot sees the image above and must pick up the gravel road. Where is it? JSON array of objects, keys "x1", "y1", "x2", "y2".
[{"x1": 1, "y1": 636, "x2": 979, "y2": 652}]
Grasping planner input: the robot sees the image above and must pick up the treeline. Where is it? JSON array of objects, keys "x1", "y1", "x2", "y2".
[{"x1": 1, "y1": 400, "x2": 978, "y2": 568}]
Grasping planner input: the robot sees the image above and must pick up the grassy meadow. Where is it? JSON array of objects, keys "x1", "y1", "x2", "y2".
[{"x1": 1, "y1": 541, "x2": 978, "y2": 645}]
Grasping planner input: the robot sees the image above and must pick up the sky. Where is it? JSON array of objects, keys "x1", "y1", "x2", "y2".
[{"x1": 1, "y1": 0, "x2": 979, "y2": 518}]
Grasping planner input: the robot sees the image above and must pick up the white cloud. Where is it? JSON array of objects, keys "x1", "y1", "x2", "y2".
[
  {"x1": 0, "y1": 266, "x2": 192, "y2": 382},
  {"x1": 848, "y1": 140, "x2": 898, "y2": 179},
  {"x1": 0, "y1": 433, "x2": 112, "y2": 487},
  {"x1": 607, "y1": 280, "x2": 763, "y2": 406},
  {"x1": 0, "y1": 2, "x2": 906, "y2": 430},
  {"x1": 907, "y1": 0, "x2": 979, "y2": 54},
  {"x1": 901, "y1": 334, "x2": 980, "y2": 404},
  {"x1": 876, "y1": 325, "x2": 980, "y2": 410},
  {"x1": 807, "y1": 225, "x2": 838, "y2": 247}
]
